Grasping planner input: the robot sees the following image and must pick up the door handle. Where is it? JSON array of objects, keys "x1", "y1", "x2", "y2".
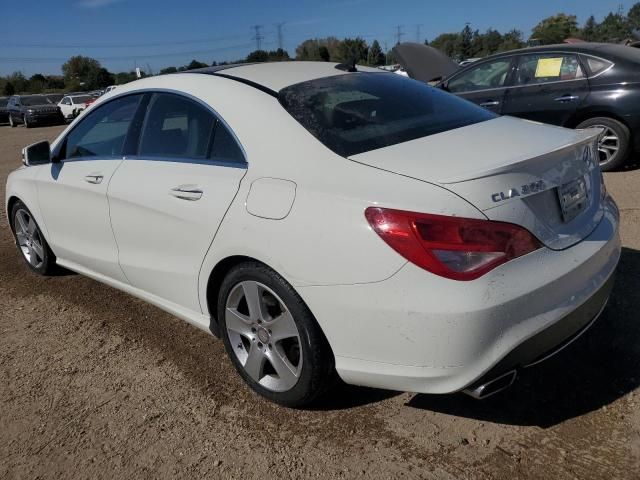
[
  {"x1": 479, "y1": 100, "x2": 500, "y2": 107},
  {"x1": 554, "y1": 95, "x2": 580, "y2": 103},
  {"x1": 84, "y1": 174, "x2": 104, "y2": 184},
  {"x1": 170, "y1": 185, "x2": 203, "y2": 201}
]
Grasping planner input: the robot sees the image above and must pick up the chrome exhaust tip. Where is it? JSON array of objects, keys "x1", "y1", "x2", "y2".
[{"x1": 463, "y1": 370, "x2": 517, "y2": 400}]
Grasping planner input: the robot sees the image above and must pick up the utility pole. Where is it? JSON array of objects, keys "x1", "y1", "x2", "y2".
[
  {"x1": 251, "y1": 25, "x2": 264, "y2": 51},
  {"x1": 394, "y1": 25, "x2": 404, "y2": 45},
  {"x1": 275, "y1": 22, "x2": 285, "y2": 50},
  {"x1": 415, "y1": 24, "x2": 423, "y2": 43}
]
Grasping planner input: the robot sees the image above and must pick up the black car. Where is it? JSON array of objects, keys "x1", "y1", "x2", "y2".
[
  {"x1": 0, "y1": 96, "x2": 9, "y2": 124},
  {"x1": 394, "y1": 42, "x2": 640, "y2": 170},
  {"x1": 7, "y1": 94, "x2": 65, "y2": 128}
]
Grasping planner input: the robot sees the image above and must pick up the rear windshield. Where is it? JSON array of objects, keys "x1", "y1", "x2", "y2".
[
  {"x1": 21, "y1": 95, "x2": 52, "y2": 106},
  {"x1": 279, "y1": 72, "x2": 496, "y2": 157},
  {"x1": 72, "y1": 95, "x2": 92, "y2": 103}
]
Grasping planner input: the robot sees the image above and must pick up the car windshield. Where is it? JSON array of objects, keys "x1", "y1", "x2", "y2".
[
  {"x1": 0, "y1": 98, "x2": 8, "y2": 107},
  {"x1": 46, "y1": 94, "x2": 64, "y2": 103},
  {"x1": 279, "y1": 72, "x2": 496, "y2": 157},
  {"x1": 72, "y1": 95, "x2": 92, "y2": 104},
  {"x1": 21, "y1": 96, "x2": 52, "y2": 106}
]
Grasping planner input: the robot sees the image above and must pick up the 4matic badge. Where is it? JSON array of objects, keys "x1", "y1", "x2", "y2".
[{"x1": 491, "y1": 180, "x2": 546, "y2": 203}]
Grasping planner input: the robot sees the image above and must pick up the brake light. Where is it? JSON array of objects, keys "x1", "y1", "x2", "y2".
[{"x1": 365, "y1": 207, "x2": 541, "y2": 281}]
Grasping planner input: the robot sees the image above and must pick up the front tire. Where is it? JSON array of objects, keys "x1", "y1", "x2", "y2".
[
  {"x1": 10, "y1": 200, "x2": 57, "y2": 275},
  {"x1": 218, "y1": 262, "x2": 336, "y2": 407},
  {"x1": 576, "y1": 117, "x2": 630, "y2": 171},
  {"x1": 9, "y1": 114, "x2": 16, "y2": 127},
  {"x1": 23, "y1": 115, "x2": 31, "y2": 128}
]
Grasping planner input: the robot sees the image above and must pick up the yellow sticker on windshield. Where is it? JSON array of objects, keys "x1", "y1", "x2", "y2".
[{"x1": 535, "y1": 58, "x2": 563, "y2": 77}]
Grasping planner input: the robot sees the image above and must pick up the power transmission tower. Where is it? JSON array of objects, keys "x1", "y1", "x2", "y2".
[
  {"x1": 415, "y1": 24, "x2": 423, "y2": 43},
  {"x1": 394, "y1": 25, "x2": 404, "y2": 45},
  {"x1": 251, "y1": 25, "x2": 264, "y2": 51},
  {"x1": 275, "y1": 22, "x2": 285, "y2": 50}
]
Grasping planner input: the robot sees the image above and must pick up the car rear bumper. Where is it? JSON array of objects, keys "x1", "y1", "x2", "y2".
[{"x1": 297, "y1": 196, "x2": 621, "y2": 394}]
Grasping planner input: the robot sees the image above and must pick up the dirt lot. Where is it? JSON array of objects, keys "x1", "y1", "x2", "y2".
[{"x1": 0, "y1": 124, "x2": 639, "y2": 479}]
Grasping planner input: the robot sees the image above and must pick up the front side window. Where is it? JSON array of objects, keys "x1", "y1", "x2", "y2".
[
  {"x1": 447, "y1": 59, "x2": 513, "y2": 93},
  {"x1": 514, "y1": 54, "x2": 584, "y2": 85},
  {"x1": 280, "y1": 72, "x2": 495, "y2": 157},
  {"x1": 139, "y1": 93, "x2": 215, "y2": 159},
  {"x1": 64, "y1": 94, "x2": 141, "y2": 159},
  {"x1": 62, "y1": 98, "x2": 71, "y2": 105}
]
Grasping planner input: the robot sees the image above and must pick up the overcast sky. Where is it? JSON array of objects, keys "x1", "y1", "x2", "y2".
[{"x1": 0, "y1": 0, "x2": 636, "y2": 76}]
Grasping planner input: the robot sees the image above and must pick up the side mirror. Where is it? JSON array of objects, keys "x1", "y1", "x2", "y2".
[{"x1": 22, "y1": 140, "x2": 51, "y2": 166}]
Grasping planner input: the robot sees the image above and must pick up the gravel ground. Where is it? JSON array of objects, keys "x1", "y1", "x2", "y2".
[{"x1": 1, "y1": 124, "x2": 639, "y2": 479}]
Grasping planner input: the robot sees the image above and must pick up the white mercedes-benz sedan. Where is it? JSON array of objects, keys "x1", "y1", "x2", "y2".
[{"x1": 5, "y1": 62, "x2": 620, "y2": 406}]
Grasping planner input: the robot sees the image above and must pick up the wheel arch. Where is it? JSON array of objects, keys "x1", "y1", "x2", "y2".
[
  {"x1": 205, "y1": 255, "x2": 270, "y2": 337},
  {"x1": 565, "y1": 109, "x2": 629, "y2": 130}
]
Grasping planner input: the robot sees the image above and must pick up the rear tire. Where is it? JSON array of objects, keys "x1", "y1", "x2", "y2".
[
  {"x1": 10, "y1": 200, "x2": 57, "y2": 275},
  {"x1": 217, "y1": 261, "x2": 336, "y2": 407},
  {"x1": 576, "y1": 117, "x2": 630, "y2": 171}
]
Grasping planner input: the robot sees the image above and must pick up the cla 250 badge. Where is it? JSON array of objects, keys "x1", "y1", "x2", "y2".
[{"x1": 492, "y1": 180, "x2": 546, "y2": 203}]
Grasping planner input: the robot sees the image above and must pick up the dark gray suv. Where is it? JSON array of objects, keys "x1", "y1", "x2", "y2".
[{"x1": 7, "y1": 95, "x2": 64, "y2": 128}]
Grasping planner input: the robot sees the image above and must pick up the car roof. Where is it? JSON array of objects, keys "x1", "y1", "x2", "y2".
[
  {"x1": 482, "y1": 42, "x2": 636, "y2": 59},
  {"x1": 188, "y1": 61, "x2": 383, "y2": 92}
]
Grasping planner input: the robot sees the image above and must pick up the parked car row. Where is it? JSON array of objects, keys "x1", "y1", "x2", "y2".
[
  {"x1": 393, "y1": 41, "x2": 640, "y2": 171},
  {"x1": 2, "y1": 86, "x2": 118, "y2": 128}
]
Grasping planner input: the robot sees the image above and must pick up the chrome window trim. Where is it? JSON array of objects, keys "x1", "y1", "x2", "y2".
[
  {"x1": 122, "y1": 154, "x2": 247, "y2": 169},
  {"x1": 448, "y1": 51, "x2": 615, "y2": 95},
  {"x1": 108, "y1": 87, "x2": 248, "y2": 165}
]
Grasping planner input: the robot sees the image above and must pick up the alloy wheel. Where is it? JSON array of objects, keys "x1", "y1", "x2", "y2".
[
  {"x1": 14, "y1": 209, "x2": 45, "y2": 269},
  {"x1": 225, "y1": 280, "x2": 302, "y2": 392},
  {"x1": 593, "y1": 124, "x2": 619, "y2": 166}
]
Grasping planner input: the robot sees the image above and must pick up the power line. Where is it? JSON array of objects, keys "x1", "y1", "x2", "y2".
[
  {"x1": 251, "y1": 25, "x2": 264, "y2": 51},
  {"x1": 415, "y1": 24, "x2": 423, "y2": 43}
]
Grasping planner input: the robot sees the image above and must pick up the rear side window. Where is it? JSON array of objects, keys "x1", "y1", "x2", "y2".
[
  {"x1": 210, "y1": 122, "x2": 245, "y2": 163},
  {"x1": 280, "y1": 73, "x2": 495, "y2": 157},
  {"x1": 514, "y1": 54, "x2": 584, "y2": 85},
  {"x1": 139, "y1": 93, "x2": 215, "y2": 159},
  {"x1": 584, "y1": 56, "x2": 612, "y2": 75},
  {"x1": 64, "y1": 94, "x2": 141, "y2": 159}
]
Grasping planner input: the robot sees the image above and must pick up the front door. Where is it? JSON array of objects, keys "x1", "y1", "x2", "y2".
[
  {"x1": 107, "y1": 92, "x2": 247, "y2": 312},
  {"x1": 35, "y1": 94, "x2": 143, "y2": 282},
  {"x1": 445, "y1": 57, "x2": 515, "y2": 114},
  {"x1": 501, "y1": 52, "x2": 589, "y2": 126}
]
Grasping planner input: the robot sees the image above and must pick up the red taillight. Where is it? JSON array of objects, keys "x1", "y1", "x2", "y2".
[{"x1": 365, "y1": 207, "x2": 541, "y2": 281}]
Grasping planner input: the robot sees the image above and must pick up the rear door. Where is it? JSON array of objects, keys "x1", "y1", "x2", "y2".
[
  {"x1": 35, "y1": 93, "x2": 143, "y2": 281},
  {"x1": 107, "y1": 92, "x2": 247, "y2": 312},
  {"x1": 445, "y1": 57, "x2": 516, "y2": 114},
  {"x1": 501, "y1": 52, "x2": 589, "y2": 126}
]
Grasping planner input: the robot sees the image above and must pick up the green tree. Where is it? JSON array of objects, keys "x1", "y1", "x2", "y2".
[
  {"x1": 28, "y1": 73, "x2": 47, "y2": 93},
  {"x1": 369, "y1": 40, "x2": 385, "y2": 65},
  {"x1": 581, "y1": 15, "x2": 599, "y2": 41},
  {"x1": 430, "y1": 33, "x2": 459, "y2": 58},
  {"x1": 457, "y1": 24, "x2": 474, "y2": 59},
  {"x1": 629, "y1": 2, "x2": 640, "y2": 30},
  {"x1": 62, "y1": 55, "x2": 102, "y2": 90},
  {"x1": 531, "y1": 13, "x2": 579, "y2": 44},
  {"x1": 186, "y1": 59, "x2": 208, "y2": 70},
  {"x1": 3, "y1": 81, "x2": 15, "y2": 96},
  {"x1": 498, "y1": 29, "x2": 525, "y2": 51},
  {"x1": 318, "y1": 45, "x2": 330, "y2": 61},
  {"x1": 246, "y1": 50, "x2": 269, "y2": 62},
  {"x1": 595, "y1": 13, "x2": 631, "y2": 42},
  {"x1": 114, "y1": 71, "x2": 137, "y2": 85},
  {"x1": 159, "y1": 66, "x2": 178, "y2": 75}
]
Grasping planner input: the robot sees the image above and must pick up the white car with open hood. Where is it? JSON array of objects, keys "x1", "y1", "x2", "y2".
[{"x1": 5, "y1": 62, "x2": 620, "y2": 406}]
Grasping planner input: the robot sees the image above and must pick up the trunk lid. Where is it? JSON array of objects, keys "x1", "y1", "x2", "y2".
[{"x1": 350, "y1": 116, "x2": 603, "y2": 250}]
